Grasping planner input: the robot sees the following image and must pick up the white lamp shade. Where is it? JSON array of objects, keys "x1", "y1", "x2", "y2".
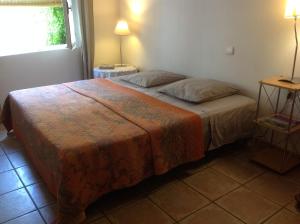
[
  {"x1": 285, "y1": 0, "x2": 300, "y2": 18},
  {"x1": 114, "y1": 20, "x2": 131, "y2": 36}
]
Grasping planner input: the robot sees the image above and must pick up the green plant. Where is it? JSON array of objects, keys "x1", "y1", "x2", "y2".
[{"x1": 47, "y1": 7, "x2": 66, "y2": 45}]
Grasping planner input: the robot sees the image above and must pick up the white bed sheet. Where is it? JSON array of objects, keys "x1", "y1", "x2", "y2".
[{"x1": 109, "y1": 77, "x2": 257, "y2": 151}]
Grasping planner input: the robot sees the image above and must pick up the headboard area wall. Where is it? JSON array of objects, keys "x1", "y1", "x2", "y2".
[{"x1": 120, "y1": 0, "x2": 295, "y2": 98}]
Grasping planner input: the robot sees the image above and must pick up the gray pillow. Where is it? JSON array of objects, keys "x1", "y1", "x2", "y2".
[
  {"x1": 159, "y1": 78, "x2": 239, "y2": 103},
  {"x1": 121, "y1": 70, "x2": 186, "y2": 88}
]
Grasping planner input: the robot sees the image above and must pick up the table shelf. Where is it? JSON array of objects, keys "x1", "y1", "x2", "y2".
[{"x1": 255, "y1": 113, "x2": 300, "y2": 135}]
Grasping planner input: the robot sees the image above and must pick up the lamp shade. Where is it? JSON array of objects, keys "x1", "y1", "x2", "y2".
[
  {"x1": 285, "y1": 0, "x2": 300, "y2": 18},
  {"x1": 114, "y1": 20, "x2": 131, "y2": 36}
]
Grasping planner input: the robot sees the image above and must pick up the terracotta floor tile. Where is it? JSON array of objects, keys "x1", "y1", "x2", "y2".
[
  {"x1": 0, "y1": 170, "x2": 23, "y2": 195},
  {"x1": 40, "y1": 203, "x2": 106, "y2": 224},
  {"x1": 40, "y1": 204, "x2": 57, "y2": 224},
  {"x1": 0, "y1": 136, "x2": 23, "y2": 154},
  {"x1": 246, "y1": 172, "x2": 300, "y2": 206},
  {"x1": 85, "y1": 201, "x2": 105, "y2": 223},
  {"x1": 175, "y1": 160, "x2": 210, "y2": 179},
  {"x1": 286, "y1": 201, "x2": 300, "y2": 214},
  {"x1": 216, "y1": 187, "x2": 280, "y2": 224},
  {"x1": 0, "y1": 147, "x2": 4, "y2": 156},
  {"x1": 99, "y1": 187, "x2": 148, "y2": 213},
  {"x1": 0, "y1": 155, "x2": 13, "y2": 173},
  {"x1": 16, "y1": 165, "x2": 41, "y2": 186},
  {"x1": 265, "y1": 209, "x2": 300, "y2": 224},
  {"x1": 180, "y1": 203, "x2": 243, "y2": 224},
  {"x1": 137, "y1": 173, "x2": 178, "y2": 194},
  {"x1": 27, "y1": 183, "x2": 55, "y2": 208},
  {"x1": 107, "y1": 199, "x2": 174, "y2": 224},
  {"x1": 5, "y1": 211, "x2": 44, "y2": 224},
  {"x1": 211, "y1": 157, "x2": 264, "y2": 184},
  {"x1": 7, "y1": 152, "x2": 28, "y2": 168},
  {"x1": 0, "y1": 188, "x2": 36, "y2": 223},
  {"x1": 183, "y1": 168, "x2": 240, "y2": 200},
  {"x1": 149, "y1": 180, "x2": 209, "y2": 221},
  {"x1": 285, "y1": 166, "x2": 300, "y2": 184},
  {"x1": 233, "y1": 142, "x2": 261, "y2": 162}
]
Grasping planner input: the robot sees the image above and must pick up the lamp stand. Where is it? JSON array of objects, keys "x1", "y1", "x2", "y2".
[
  {"x1": 279, "y1": 16, "x2": 300, "y2": 84},
  {"x1": 118, "y1": 36, "x2": 126, "y2": 67},
  {"x1": 292, "y1": 16, "x2": 299, "y2": 80}
]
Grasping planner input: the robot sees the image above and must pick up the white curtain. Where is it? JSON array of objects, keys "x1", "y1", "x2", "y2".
[{"x1": 72, "y1": 0, "x2": 94, "y2": 79}]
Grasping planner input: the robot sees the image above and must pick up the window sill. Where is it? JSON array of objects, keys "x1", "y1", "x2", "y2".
[{"x1": 0, "y1": 44, "x2": 71, "y2": 58}]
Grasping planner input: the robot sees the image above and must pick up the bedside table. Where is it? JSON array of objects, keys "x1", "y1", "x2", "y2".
[
  {"x1": 252, "y1": 76, "x2": 300, "y2": 173},
  {"x1": 93, "y1": 65, "x2": 138, "y2": 79}
]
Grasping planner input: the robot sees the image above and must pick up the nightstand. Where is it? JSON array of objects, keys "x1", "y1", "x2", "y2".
[
  {"x1": 252, "y1": 76, "x2": 300, "y2": 173},
  {"x1": 93, "y1": 65, "x2": 138, "y2": 79}
]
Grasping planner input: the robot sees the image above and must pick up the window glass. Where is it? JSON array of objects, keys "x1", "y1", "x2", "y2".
[{"x1": 0, "y1": 1, "x2": 71, "y2": 56}]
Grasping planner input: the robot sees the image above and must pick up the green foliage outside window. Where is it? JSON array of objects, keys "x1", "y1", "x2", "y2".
[{"x1": 47, "y1": 7, "x2": 66, "y2": 45}]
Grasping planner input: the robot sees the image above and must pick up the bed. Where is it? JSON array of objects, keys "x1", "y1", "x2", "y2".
[
  {"x1": 1, "y1": 75, "x2": 256, "y2": 224},
  {"x1": 110, "y1": 76, "x2": 256, "y2": 150}
]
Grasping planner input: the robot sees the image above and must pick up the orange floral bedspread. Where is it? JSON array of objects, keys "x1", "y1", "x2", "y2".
[{"x1": 1, "y1": 79, "x2": 204, "y2": 224}]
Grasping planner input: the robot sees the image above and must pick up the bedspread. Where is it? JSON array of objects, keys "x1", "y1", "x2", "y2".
[{"x1": 1, "y1": 79, "x2": 204, "y2": 224}]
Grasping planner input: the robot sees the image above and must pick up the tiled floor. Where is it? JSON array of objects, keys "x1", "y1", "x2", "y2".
[{"x1": 0, "y1": 125, "x2": 300, "y2": 224}]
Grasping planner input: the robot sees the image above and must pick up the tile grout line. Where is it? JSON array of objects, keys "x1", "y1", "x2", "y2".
[
  {"x1": 260, "y1": 207, "x2": 285, "y2": 224},
  {"x1": 14, "y1": 172, "x2": 48, "y2": 224},
  {"x1": 177, "y1": 178, "x2": 248, "y2": 223},
  {"x1": 179, "y1": 168, "x2": 242, "y2": 201},
  {"x1": 210, "y1": 202, "x2": 247, "y2": 224},
  {"x1": 1, "y1": 135, "x2": 298, "y2": 224},
  {"x1": 2, "y1": 141, "x2": 47, "y2": 224},
  {"x1": 0, "y1": 211, "x2": 40, "y2": 224},
  {"x1": 176, "y1": 161, "x2": 288, "y2": 223},
  {"x1": 146, "y1": 173, "x2": 244, "y2": 224},
  {"x1": 100, "y1": 212, "x2": 114, "y2": 224},
  {"x1": 0, "y1": 180, "x2": 24, "y2": 197},
  {"x1": 207, "y1": 168, "x2": 287, "y2": 222},
  {"x1": 126, "y1": 148, "x2": 282, "y2": 224},
  {"x1": 146, "y1": 196, "x2": 178, "y2": 223}
]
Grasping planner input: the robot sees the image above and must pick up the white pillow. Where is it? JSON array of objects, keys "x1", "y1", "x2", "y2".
[{"x1": 121, "y1": 70, "x2": 186, "y2": 88}]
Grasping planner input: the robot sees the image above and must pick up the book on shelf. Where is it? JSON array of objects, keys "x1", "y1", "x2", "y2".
[{"x1": 262, "y1": 114, "x2": 300, "y2": 130}]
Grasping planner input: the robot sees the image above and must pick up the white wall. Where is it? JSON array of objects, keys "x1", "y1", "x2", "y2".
[
  {"x1": 0, "y1": 0, "x2": 121, "y2": 108},
  {"x1": 94, "y1": 0, "x2": 121, "y2": 66},
  {"x1": 121, "y1": 0, "x2": 296, "y2": 97},
  {"x1": 0, "y1": 48, "x2": 82, "y2": 107}
]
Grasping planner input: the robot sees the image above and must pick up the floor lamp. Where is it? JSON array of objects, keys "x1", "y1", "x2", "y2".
[
  {"x1": 280, "y1": 0, "x2": 300, "y2": 84},
  {"x1": 114, "y1": 20, "x2": 131, "y2": 67}
]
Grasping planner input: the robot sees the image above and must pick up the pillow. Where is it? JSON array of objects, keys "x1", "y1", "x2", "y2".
[
  {"x1": 121, "y1": 70, "x2": 186, "y2": 88},
  {"x1": 159, "y1": 78, "x2": 239, "y2": 103}
]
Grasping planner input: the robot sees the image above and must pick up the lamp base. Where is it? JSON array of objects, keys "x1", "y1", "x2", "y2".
[{"x1": 278, "y1": 77, "x2": 300, "y2": 84}]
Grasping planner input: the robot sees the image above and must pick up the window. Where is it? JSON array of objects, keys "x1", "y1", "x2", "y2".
[{"x1": 0, "y1": 0, "x2": 74, "y2": 57}]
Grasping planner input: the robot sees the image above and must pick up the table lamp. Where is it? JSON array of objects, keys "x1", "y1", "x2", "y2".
[
  {"x1": 280, "y1": 0, "x2": 300, "y2": 84},
  {"x1": 114, "y1": 20, "x2": 131, "y2": 67}
]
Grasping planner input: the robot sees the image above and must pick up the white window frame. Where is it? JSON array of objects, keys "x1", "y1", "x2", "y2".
[
  {"x1": 0, "y1": 0, "x2": 73, "y2": 57},
  {"x1": 62, "y1": 0, "x2": 72, "y2": 49}
]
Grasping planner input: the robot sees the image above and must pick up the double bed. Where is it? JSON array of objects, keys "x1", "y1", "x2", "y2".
[
  {"x1": 110, "y1": 76, "x2": 256, "y2": 150},
  {"x1": 1, "y1": 72, "x2": 256, "y2": 224}
]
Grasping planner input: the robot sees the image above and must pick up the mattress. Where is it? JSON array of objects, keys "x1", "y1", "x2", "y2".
[{"x1": 110, "y1": 76, "x2": 257, "y2": 150}]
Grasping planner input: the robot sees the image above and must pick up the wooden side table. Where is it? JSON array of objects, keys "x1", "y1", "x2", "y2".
[
  {"x1": 252, "y1": 76, "x2": 300, "y2": 173},
  {"x1": 93, "y1": 65, "x2": 138, "y2": 79}
]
